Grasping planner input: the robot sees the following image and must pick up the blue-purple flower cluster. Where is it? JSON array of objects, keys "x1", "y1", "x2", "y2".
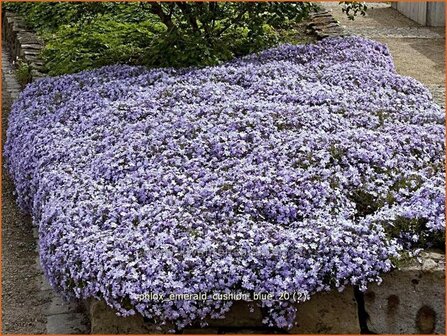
[{"x1": 5, "y1": 37, "x2": 445, "y2": 329}]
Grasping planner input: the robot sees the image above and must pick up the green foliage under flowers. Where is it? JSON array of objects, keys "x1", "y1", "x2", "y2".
[
  {"x1": 15, "y1": 59, "x2": 32, "y2": 87},
  {"x1": 3, "y1": 2, "x2": 319, "y2": 75}
]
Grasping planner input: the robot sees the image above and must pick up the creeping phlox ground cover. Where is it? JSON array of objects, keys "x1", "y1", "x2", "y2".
[{"x1": 5, "y1": 37, "x2": 445, "y2": 329}]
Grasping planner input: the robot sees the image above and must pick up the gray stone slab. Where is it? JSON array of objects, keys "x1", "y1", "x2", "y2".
[
  {"x1": 21, "y1": 43, "x2": 43, "y2": 50},
  {"x1": 37, "y1": 274, "x2": 53, "y2": 291},
  {"x1": 47, "y1": 295, "x2": 83, "y2": 316},
  {"x1": 87, "y1": 289, "x2": 360, "y2": 334},
  {"x1": 291, "y1": 286, "x2": 360, "y2": 334},
  {"x1": 34, "y1": 256, "x2": 43, "y2": 272},
  {"x1": 47, "y1": 313, "x2": 89, "y2": 334},
  {"x1": 87, "y1": 299, "x2": 173, "y2": 334},
  {"x1": 37, "y1": 289, "x2": 54, "y2": 301},
  {"x1": 364, "y1": 251, "x2": 445, "y2": 334}
]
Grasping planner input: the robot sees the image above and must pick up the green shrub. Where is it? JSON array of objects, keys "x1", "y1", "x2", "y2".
[
  {"x1": 15, "y1": 59, "x2": 32, "y2": 87},
  {"x1": 3, "y1": 2, "x2": 366, "y2": 75},
  {"x1": 43, "y1": 15, "x2": 165, "y2": 75}
]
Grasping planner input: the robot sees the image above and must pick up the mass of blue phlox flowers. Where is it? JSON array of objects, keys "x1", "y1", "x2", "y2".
[{"x1": 5, "y1": 36, "x2": 445, "y2": 329}]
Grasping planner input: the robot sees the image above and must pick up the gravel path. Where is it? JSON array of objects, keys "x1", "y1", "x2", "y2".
[
  {"x1": 2, "y1": 48, "x2": 89, "y2": 334},
  {"x1": 323, "y1": 2, "x2": 445, "y2": 107},
  {"x1": 2, "y1": 51, "x2": 49, "y2": 333}
]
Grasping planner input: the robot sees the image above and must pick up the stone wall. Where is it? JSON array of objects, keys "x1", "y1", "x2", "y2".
[
  {"x1": 86, "y1": 288, "x2": 360, "y2": 334},
  {"x1": 2, "y1": 10, "x2": 46, "y2": 84},
  {"x1": 86, "y1": 252, "x2": 445, "y2": 334},
  {"x1": 307, "y1": 9, "x2": 345, "y2": 39}
]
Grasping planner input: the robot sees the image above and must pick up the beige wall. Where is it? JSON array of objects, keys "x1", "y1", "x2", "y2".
[
  {"x1": 391, "y1": 1, "x2": 445, "y2": 26},
  {"x1": 427, "y1": 2, "x2": 445, "y2": 26}
]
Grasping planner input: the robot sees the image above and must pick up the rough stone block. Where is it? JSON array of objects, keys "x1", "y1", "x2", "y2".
[
  {"x1": 32, "y1": 227, "x2": 39, "y2": 239},
  {"x1": 87, "y1": 288, "x2": 360, "y2": 334},
  {"x1": 21, "y1": 43, "x2": 43, "y2": 50},
  {"x1": 37, "y1": 274, "x2": 53, "y2": 291},
  {"x1": 47, "y1": 295, "x2": 83, "y2": 316},
  {"x1": 205, "y1": 301, "x2": 264, "y2": 328},
  {"x1": 30, "y1": 60, "x2": 45, "y2": 68},
  {"x1": 16, "y1": 33, "x2": 40, "y2": 45},
  {"x1": 87, "y1": 299, "x2": 174, "y2": 334},
  {"x1": 47, "y1": 313, "x2": 89, "y2": 334},
  {"x1": 24, "y1": 55, "x2": 40, "y2": 63},
  {"x1": 37, "y1": 289, "x2": 54, "y2": 302},
  {"x1": 290, "y1": 286, "x2": 360, "y2": 334},
  {"x1": 307, "y1": 8, "x2": 344, "y2": 40},
  {"x1": 23, "y1": 49, "x2": 41, "y2": 57},
  {"x1": 364, "y1": 251, "x2": 445, "y2": 334}
]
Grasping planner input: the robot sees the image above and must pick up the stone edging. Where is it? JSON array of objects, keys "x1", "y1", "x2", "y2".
[
  {"x1": 85, "y1": 251, "x2": 445, "y2": 334},
  {"x1": 2, "y1": 10, "x2": 47, "y2": 85},
  {"x1": 86, "y1": 288, "x2": 361, "y2": 334},
  {"x1": 307, "y1": 9, "x2": 345, "y2": 39}
]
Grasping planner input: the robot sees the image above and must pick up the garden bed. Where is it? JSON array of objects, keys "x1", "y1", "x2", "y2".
[{"x1": 4, "y1": 36, "x2": 445, "y2": 332}]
